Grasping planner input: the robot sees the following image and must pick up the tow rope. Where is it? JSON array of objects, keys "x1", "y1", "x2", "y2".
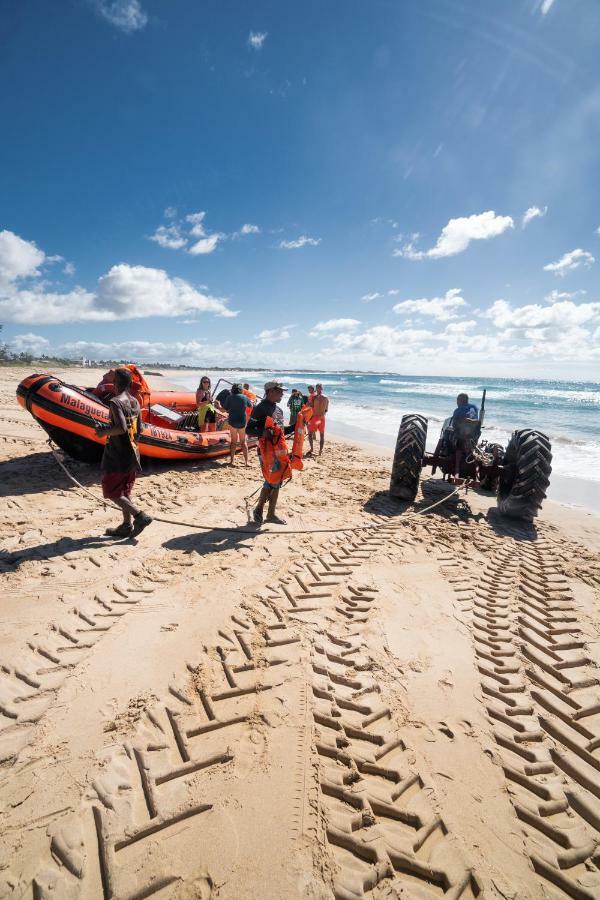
[{"x1": 46, "y1": 439, "x2": 468, "y2": 536}]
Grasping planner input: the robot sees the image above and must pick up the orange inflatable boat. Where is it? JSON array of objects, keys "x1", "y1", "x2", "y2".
[{"x1": 17, "y1": 373, "x2": 256, "y2": 463}]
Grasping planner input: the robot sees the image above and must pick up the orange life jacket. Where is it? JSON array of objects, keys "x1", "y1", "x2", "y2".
[
  {"x1": 290, "y1": 404, "x2": 313, "y2": 471},
  {"x1": 96, "y1": 364, "x2": 151, "y2": 409},
  {"x1": 258, "y1": 417, "x2": 292, "y2": 485},
  {"x1": 242, "y1": 388, "x2": 257, "y2": 403}
]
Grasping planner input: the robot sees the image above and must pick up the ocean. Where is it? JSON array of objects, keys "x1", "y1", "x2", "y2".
[{"x1": 173, "y1": 370, "x2": 600, "y2": 506}]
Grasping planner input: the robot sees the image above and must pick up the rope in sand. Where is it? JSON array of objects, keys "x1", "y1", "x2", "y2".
[{"x1": 46, "y1": 439, "x2": 467, "y2": 536}]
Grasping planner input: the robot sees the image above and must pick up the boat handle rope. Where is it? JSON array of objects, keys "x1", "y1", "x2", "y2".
[{"x1": 46, "y1": 439, "x2": 467, "y2": 536}]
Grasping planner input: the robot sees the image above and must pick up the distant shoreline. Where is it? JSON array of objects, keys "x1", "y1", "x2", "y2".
[{"x1": 1, "y1": 360, "x2": 599, "y2": 386}]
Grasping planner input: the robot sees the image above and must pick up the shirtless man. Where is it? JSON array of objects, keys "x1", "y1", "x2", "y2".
[{"x1": 308, "y1": 383, "x2": 329, "y2": 456}]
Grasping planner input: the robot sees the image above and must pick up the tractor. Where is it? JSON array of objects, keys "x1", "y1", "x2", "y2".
[{"x1": 389, "y1": 390, "x2": 553, "y2": 521}]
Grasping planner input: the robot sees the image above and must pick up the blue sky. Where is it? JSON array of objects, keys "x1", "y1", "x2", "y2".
[{"x1": 1, "y1": 0, "x2": 599, "y2": 377}]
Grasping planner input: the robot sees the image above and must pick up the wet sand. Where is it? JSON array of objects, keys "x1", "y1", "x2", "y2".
[{"x1": 1, "y1": 365, "x2": 600, "y2": 899}]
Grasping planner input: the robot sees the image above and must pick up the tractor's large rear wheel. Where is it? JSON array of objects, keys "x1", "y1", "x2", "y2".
[
  {"x1": 497, "y1": 429, "x2": 552, "y2": 521},
  {"x1": 390, "y1": 414, "x2": 427, "y2": 500}
]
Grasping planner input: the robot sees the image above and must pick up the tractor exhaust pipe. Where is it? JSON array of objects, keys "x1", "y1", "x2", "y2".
[{"x1": 480, "y1": 389, "x2": 487, "y2": 427}]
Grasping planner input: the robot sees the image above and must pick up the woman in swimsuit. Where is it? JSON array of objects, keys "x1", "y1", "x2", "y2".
[{"x1": 195, "y1": 375, "x2": 220, "y2": 432}]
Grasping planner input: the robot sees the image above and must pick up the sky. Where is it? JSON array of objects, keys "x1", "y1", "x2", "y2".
[{"x1": 1, "y1": 0, "x2": 600, "y2": 378}]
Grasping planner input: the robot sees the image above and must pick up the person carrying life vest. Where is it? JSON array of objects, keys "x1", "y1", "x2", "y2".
[
  {"x1": 259, "y1": 416, "x2": 292, "y2": 485},
  {"x1": 290, "y1": 404, "x2": 313, "y2": 470},
  {"x1": 94, "y1": 367, "x2": 152, "y2": 539},
  {"x1": 250, "y1": 381, "x2": 289, "y2": 525}
]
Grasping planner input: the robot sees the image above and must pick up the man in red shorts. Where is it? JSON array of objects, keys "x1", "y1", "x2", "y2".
[
  {"x1": 307, "y1": 383, "x2": 329, "y2": 456},
  {"x1": 94, "y1": 367, "x2": 152, "y2": 538}
]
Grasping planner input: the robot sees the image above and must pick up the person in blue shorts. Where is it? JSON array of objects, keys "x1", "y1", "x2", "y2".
[{"x1": 224, "y1": 383, "x2": 252, "y2": 465}]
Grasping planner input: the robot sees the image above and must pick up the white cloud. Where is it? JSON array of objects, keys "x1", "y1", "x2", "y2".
[
  {"x1": 185, "y1": 211, "x2": 208, "y2": 237},
  {"x1": 0, "y1": 233, "x2": 237, "y2": 324},
  {"x1": 393, "y1": 288, "x2": 467, "y2": 321},
  {"x1": 543, "y1": 248, "x2": 595, "y2": 276},
  {"x1": 59, "y1": 339, "x2": 212, "y2": 361},
  {"x1": 149, "y1": 211, "x2": 222, "y2": 255},
  {"x1": 7, "y1": 333, "x2": 50, "y2": 356},
  {"x1": 149, "y1": 224, "x2": 187, "y2": 250},
  {"x1": 444, "y1": 320, "x2": 476, "y2": 334},
  {"x1": 328, "y1": 325, "x2": 434, "y2": 356},
  {"x1": 387, "y1": 289, "x2": 400, "y2": 296},
  {"x1": 257, "y1": 325, "x2": 294, "y2": 344},
  {"x1": 189, "y1": 234, "x2": 221, "y2": 255},
  {"x1": 164, "y1": 206, "x2": 177, "y2": 219},
  {"x1": 540, "y1": 0, "x2": 556, "y2": 14},
  {"x1": 63, "y1": 262, "x2": 76, "y2": 276},
  {"x1": 595, "y1": 226, "x2": 600, "y2": 236},
  {"x1": 248, "y1": 31, "x2": 268, "y2": 49},
  {"x1": 522, "y1": 205, "x2": 547, "y2": 228},
  {"x1": 361, "y1": 292, "x2": 382, "y2": 302},
  {"x1": 394, "y1": 211, "x2": 514, "y2": 260},
  {"x1": 232, "y1": 223, "x2": 261, "y2": 239},
  {"x1": 94, "y1": 0, "x2": 147, "y2": 32},
  {"x1": 0, "y1": 230, "x2": 46, "y2": 283},
  {"x1": 486, "y1": 298, "x2": 600, "y2": 331},
  {"x1": 279, "y1": 235, "x2": 321, "y2": 250},
  {"x1": 544, "y1": 288, "x2": 586, "y2": 304},
  {"x1": 310, "y1": 318, "x2": 361, "y2": 336}
]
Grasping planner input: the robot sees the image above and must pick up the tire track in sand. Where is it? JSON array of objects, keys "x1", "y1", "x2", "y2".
[
  {"x1": 23, "y1": 518, "x2": 482, "y2": 898},
  {"x1": 443, "y1": 533, "x2": 600, "y2": 899}
]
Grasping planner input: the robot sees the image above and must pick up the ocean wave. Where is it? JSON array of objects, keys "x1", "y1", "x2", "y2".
[
  {"x1": 388, "y1": 384, "x2": 481, "y2": 398},
  {"x1": 504, "y1": 387, "x2": 600, "y2": 405}
]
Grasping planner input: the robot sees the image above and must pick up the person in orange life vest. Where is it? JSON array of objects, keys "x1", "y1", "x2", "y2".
[
  {"x1": 307, "y1": 383, "x2": 329, "y2": 456},
  {"x1": 307, "y1": 385, "x2": 315, "y2": 406},
  {"x1": 247, "y1": 381, "x2": 288, "y2": 525},
  {"x1": 242, "y1": 383, "x2": 257, "y2": 403},
  {"x1": 94, "y1": 367, "x2": 152, "y2": 539}
]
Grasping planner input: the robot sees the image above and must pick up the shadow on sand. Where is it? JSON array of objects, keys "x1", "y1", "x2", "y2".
[
  {"x1": 162, "y1": 525, "x2": 260, "y2": 558},
  {"x1": 1, "y1": 450, "x2": 229, "y2": 500},
  {"x1": 0, "y1": 532, "x2": 123, "y2": 571},
  {"x1": 363, "y1": 477, "x2": 477, "y2": 520},
  {"x1": 363, "y1": 477, "x2": 539, "y2": 541},
  {"x1": 0, "y1": 451, "x2": 98, "y2": 498}
]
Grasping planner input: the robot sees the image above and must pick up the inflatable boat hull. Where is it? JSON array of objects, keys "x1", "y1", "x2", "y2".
[{"x1": 17, "y1": 374, "x2": 254, "y2": 464}]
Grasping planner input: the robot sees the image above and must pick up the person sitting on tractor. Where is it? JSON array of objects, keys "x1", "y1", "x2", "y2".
[
  {"x1": 452, "y1": 393, "x2": 478, "y2": 422},
  {"x1": 450, "y1": 393, "x2": 479, "y2": 482}
]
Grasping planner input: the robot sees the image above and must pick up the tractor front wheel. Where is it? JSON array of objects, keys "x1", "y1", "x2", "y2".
[
  {"x1": 390, "y1": 414, "x2": 427, "y2": 501},
  {"x1": 497, "y1": 429, "x2": 552, "y2": 521}
]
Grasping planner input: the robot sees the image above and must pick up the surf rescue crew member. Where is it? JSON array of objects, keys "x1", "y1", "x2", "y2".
[
  {"x1": 225, "y1": 383, "x2": 252, "y2": 466},
  {"x1": 247, "y1": 381, "x2": 287, "y2": 525},
  {"x1": 94, "y1": 367, "x2": 152, "y2": 539},
  {"x1": 307, "y1": 383, "x2": 329, "y2": 456}
]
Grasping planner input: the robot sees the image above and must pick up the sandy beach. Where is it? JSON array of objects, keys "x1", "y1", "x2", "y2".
[{"x1": 1, "y1": 364, "x2": 600, "y2": 899}]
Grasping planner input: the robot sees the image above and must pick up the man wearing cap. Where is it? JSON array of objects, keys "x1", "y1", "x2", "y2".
[{"x1": 246, "y1": 381, "x2": 287, "y2": 525}]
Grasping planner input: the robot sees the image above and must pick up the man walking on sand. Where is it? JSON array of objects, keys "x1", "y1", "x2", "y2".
[
  {"x1": 246, "y1": 381, "x2": 288, "y2": 525},
  {"x1": 94, "y1": 367, "x2": 152, "y2": 539},
  {"x1": 308, "y1": 383, "x2": 329, "y2": 456}
]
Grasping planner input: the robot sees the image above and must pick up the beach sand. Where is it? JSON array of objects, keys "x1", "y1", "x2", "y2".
[{"x1": 1, "y1": 365, "x2": 599, "y2": 899}]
